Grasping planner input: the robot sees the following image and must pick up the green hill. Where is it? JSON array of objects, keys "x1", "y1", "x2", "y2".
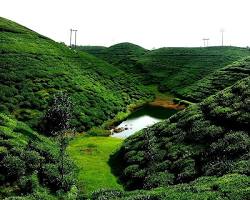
[
  {"x1": 114, "y1": 77, "x2": 249, "y2": 192},
  {"x1": 138, "y1": 47, "x2": 250, "y2": 95},
  {"x1": 0, "y1": 17, "x2": 153, "y2": 131},
  {"x1": 1, "y1": 17, "x2": 249, "y2": 200},
  {"x1": 80, "y1": 44, "x2": 250, "y2": 101},
  {"x1": 76, "y1": 46, "x2": 107, "y2": 56},
  {"x1": 78, "y1": 43, "x2": 148, "y2": 77},
  {"x1": 180, "y1": 56, "x2": 250, "y2": 102}
]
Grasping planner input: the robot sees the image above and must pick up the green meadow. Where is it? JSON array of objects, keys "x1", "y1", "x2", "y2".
[{"x1": 67, "y1": 136, "x2": 123, "y2": 195}]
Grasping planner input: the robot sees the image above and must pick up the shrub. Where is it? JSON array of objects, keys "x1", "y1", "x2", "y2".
[
  {"x1": 23, "y1": 150, "x2": 43, "y2": 171},
  {"x1": 144, "y1": 172, "x2": 174, "y2": 189},
  {"x1": 91, "y1": 189, "x2": 123, "y2": 200},
  {"x1": 1, "y1": 155, "x2": 25, "y2": 180},
  {"x1": 18, "y1": 173, "x2": 39, "y2": 194},
  {"x1": 87, "y1": 127, "x2": 110, "y2": 137}
]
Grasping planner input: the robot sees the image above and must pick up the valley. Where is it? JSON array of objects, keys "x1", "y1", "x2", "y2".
[{"x1": 0, "y1": 16, "x2": 249, "y2": 200}]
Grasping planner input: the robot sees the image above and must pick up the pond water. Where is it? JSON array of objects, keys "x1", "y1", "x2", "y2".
[{"x1": 111, "y1": 105, "x2": 178, "y2": 138}]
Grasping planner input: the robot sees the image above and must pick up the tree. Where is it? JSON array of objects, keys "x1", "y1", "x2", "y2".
[
  {"x1": 43, "y1": 91, "x2": 73, "y2": 135},
  {"x1": 43, "y1": 91, "x2": 75, "y2": 191}
]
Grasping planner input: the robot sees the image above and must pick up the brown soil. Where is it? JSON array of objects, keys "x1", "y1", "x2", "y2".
[{"x1": 149, "y1": 97, "x2": 185, "y2": 110}]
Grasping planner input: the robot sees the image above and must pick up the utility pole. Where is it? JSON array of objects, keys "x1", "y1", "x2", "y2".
[
  {"x1": 203, "y1": 38, "x2": 206, "y2": 47},
  {"x1": 69, "y1": 29, "x2": 78, "y2": 48},
  {"x1": 220, "y1": 29, "x2": 224, "y2": 46},
  {"x1": 74, "y1": 29, "x2": 77, "y2": 48},
  {"x1": 206, "y1": 38, "x2": 209, "y2": 47},
  {"x1": 69, "y1": 29, "x2": 72, "y2": 47},
  {"x1": 202, "y1": 38, "x2": 209, "y2": 47}
]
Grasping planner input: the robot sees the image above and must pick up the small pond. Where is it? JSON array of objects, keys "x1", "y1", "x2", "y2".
[{"x1": 111, "y1": 105, "x2": 178, "y2": 138}]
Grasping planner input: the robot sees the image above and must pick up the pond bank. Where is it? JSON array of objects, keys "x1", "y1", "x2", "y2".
[
  {"x1": 87, "y1": 89, "x2": 188, "y2": 137},
  {"x1": 149, "y1": 96, "x2": 185, "y2": 110},
  {"x1": 110, "y1": 103, "x2": 179, "y2": 138}
]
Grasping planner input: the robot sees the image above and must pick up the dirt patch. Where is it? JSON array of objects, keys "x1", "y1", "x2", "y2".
[{"x1": 149, "y1": 98, "x2": 185, "y2": 110}]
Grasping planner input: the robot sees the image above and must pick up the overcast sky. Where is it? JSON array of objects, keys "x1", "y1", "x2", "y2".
[{"x1": 1, "y1": 0, "x2": 250, "y2": 49}]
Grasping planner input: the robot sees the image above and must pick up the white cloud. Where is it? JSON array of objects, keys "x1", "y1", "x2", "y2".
[{"x1": 1, "y1": 0, "x2": 250, "y2": 49}]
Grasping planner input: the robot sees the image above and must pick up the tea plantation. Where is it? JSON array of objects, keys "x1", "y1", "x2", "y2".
[
  {"x1": 79, "y1": 43, "x2": 250, "y2": 101},
  {"x1": 0, "y1": 17, "x2": 249, "y2": 199},
  {"x1": 0, "y1": 17, "x2": 153, "y2": 132}
]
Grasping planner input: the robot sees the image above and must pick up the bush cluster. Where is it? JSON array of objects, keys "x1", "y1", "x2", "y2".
[
  {"x1": 0, "y1": 113, "x2": 77, "y2": 199},
  {"x1": 116, "y1": 78, "x2": 250, "y2": 190}
]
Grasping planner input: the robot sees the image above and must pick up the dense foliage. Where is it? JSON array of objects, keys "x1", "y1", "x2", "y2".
[
  {"x1": 0, "y1": 17, "x2": 153, "y2": 131},
  {"x1": 0, "y1": 113, "x2": 77, "y2": 199},
  {"x1": 115, "y1": 77, "x2": 249, "y2": 191},
  {"x1": 42, "y1": 92, "x2": 73, "y2": 135},
  {"x1": 181, "y1": 56, "x2": 250, "y2": 102},
  {"x1": 80, "y1": 44, "x2": 250, "y2": 101},
  {"x1": 91, "y1": 174, "x2": 250, "y2": 200}
]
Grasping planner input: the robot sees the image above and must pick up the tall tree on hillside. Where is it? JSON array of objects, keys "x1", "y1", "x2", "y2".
[{"x1": 43, "y1": 91, "x2": 75, "y2": 190}]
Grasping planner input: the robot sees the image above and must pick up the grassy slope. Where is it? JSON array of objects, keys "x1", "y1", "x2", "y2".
[
  {"x1": 115, "y1": 77, "x2": 249, "y2": 193},
  {"x1": 67, "y1": 136, "x2": 123, "y2": 196},
  {"x1": 0, "y1": 17, "x2": 153, "y2": 131},
  {"x1": 80, "y1": 44, "x2": 250, "y2": 101}
]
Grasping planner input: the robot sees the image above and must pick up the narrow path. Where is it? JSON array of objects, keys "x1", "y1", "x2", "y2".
[{"x1": 67, "y1": 136, "x2": 124, "y2": 196}]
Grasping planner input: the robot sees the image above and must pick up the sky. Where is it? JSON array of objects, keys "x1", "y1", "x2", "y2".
[{"x1": 1, "y1": 0, "x2": 250, "y2": 49}]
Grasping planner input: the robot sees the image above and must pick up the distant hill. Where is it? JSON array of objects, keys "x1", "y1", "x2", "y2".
[
  {"x1": 0, "y1": 17, "x2": 153, "y2": 131},
  {"x1": 138, "y1": 47, "x2": 250, "y2": 95},
  {"x1": 115, "y1": 77, "x2": 249, "y2": 191},
  {"x1": 180, "y1": 56, "x2": 250, "y2": 101},
  {"x1": 80, "y1": 44, "x2": 250, "y2": 101},
  {"x1": 78, "y1": 42, "x2": 148, "y2": 77},
  {"x1": 76, "y1": 45, "x2": 107, "y2": 55}
]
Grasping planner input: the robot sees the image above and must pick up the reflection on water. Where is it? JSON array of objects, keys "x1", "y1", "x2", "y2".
[{"x1": 111, "y1": 105, "x2": 178, "y2": 138}]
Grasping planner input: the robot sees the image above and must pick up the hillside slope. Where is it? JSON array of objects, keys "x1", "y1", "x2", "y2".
[
  {"x1": 80, "y1": 44, "x2": 250, "y2": 101},
  {"x1": 116, "y1": 77, "x2": 249, "y2": 190},
  {"x1": 138, "y1": 47, "x2": 250, "y2": 95},
  {"x1": 181, "y1": 56, "x2": 250, "y2": 102},
  {"x1": 0, "y1": 113, "x2": 76, "y2": 199},
  {"x1": 78, "y1": 43, "x2": 148, "y2": 77},
  {"x1": 92, "y1": 174, "x2": 250, "y2": 200},
  {"x1": 0, "y1": 17, "x2": 152, "y2": 131},
  {"x1": 76, "y1": 46, "x2": 107, "y2": 56}
]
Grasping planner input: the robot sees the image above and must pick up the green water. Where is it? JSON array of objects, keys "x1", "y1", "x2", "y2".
[{"x1": 111, "y1": 105, "x2": 178, "y2": 138}]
